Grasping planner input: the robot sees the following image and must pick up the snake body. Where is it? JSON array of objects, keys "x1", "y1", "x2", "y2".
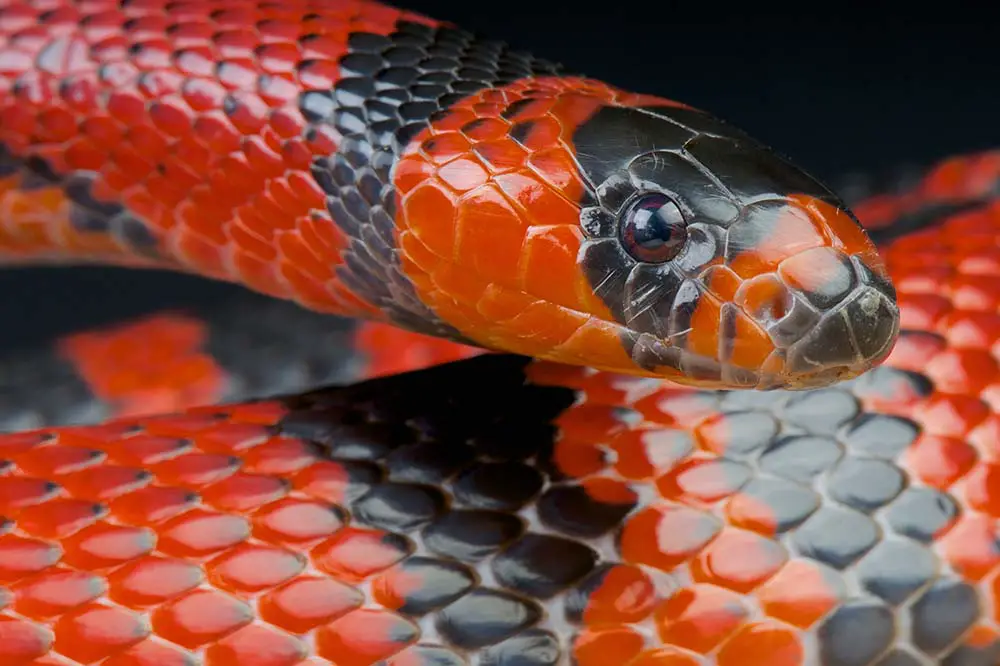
[{"x1": 0, "y1": 0, "x2": 994, "y2": 664}]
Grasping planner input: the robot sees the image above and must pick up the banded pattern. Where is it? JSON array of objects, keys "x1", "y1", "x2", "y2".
[{"x1": 0, "y1": 0, "x2": 898, "y2": 389}]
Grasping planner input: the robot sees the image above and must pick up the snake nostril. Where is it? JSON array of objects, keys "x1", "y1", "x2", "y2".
[{"x1": 736, "y1": 275, "x2": 795, "y2": 328}]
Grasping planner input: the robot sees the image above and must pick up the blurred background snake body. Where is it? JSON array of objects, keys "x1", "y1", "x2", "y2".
[{"x1": 0, "y1": 0, "x2": 995, "y2": 664}]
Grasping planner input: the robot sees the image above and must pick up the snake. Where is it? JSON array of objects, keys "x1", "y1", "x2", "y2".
[{"x1": 0, "y1": 0, "x2": 995, "y2": 664}]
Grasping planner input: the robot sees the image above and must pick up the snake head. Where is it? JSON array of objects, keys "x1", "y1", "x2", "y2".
[{"x1": 393, "y1": 77, "x2": 899, "y2": 389}]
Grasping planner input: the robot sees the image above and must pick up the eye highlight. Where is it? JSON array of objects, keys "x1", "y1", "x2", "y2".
[{"x1": 619, "y1": 193, "x2": 688, "y2": 263}]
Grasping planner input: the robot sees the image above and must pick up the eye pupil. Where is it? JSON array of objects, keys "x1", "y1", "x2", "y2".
[{"x1": 621, "y1": 193, "x2": 688, "y2": 263}]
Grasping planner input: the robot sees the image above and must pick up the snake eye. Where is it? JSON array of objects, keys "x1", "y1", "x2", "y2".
[{"x1": 619, "y1": 193, "x2": 688, "y2": 263}]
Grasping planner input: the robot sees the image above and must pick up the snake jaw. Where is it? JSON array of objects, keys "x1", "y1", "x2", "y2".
[{"x1": 569, "y1": 103, "x2": 901, "y2": 389}]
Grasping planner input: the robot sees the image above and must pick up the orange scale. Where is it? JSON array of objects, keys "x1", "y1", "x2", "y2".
[
  {"x1": 280, "y1": 139, "x2": 314, "y2": 171},
  {"x1": 551, "y1": 439, "x2": 608, "y2": 478},
  {"x1": 438, "y1": 156, "x2": 491, "y2": 193},
  {"x1": 689, "y1": 527, "x2": 788, "y2": 594},
  {"x1": 204, "y1": 623, "x2": 308, "y2": 666},
  {"x1": 461, "y1": 117, "x2": 508, "y2": 142},
  {"x1": 310, "y1": 527, "x2": 411, "y2": 583},
  {"x1": 297, "y1": 59, "x2": 340, "y2": 88},
  {"x1": 902, "y1": 433, "x2": 978, "y2": 489},
  {"x1": 243, "y1": 135, "x2": 286, "y2": 177},
  {"x1": 656, "y1": 457, "x2": 751, "y2": 505},
  {"x1": 140, "y1": 413, "x2": 222, "y2": 438},
  {"x1": 0, "y1": 535, "x2": 62, "y2": 583},
  {"x1": 173, "y1": 134, "x2": 216, "y2": 175},
  {"x1": 213, "y1": 154, "x2": 263, "y2": 194},
  {"x1": 419, "y1": 132, "x2": 473, "y2": 165},
  {"x1": 316, "y1": 609, "x2": 419, "y2": 665},
  {"x1": 715, "y1": 620, "x2": 804, "y2": 666},
  {"x1": 156, "y1": 509, "x2": 250, "y2": 558},
  {"x1": 259, "y1": 576, "x2": 363, "y2": 634},
  {"x1": 554, "y1": 403, "x2": 628, "y2": 443},
  {"x1": 147, "y1": 171, "x2": 195, "y2": 208},
  {"x1": 52, "y1": 602, "x2": 150, "y2": 663},
  {"x1": 105, "y1": 638, "x2": 192, "y2": 666},
  {"x1": 959, "y1": 249, "x2": 1000, "y2": 275},
  {"x1": 429, "y1": 109, "x2": 480, "y2": 135},
  {"x1": 109, "y1": 143, "x2": 156, "y2": 179},
  {"x1": 938, "y1": 311, "x2": 1000, "y2": 348},
  {"x1": 148, "y1": 99, "x2": 194, "y2": 139},
  {"x1": 965, "y1": 624, "x2": 1000, "y2": 652},
  {"x1": 580, "y1": 563, "x2": 657, "y2": 624},
  {"x1": 64, "y1": 137, "x2": 108, "y2": 171},
  {"x1": 175, "y1": 229, "x2": 230, "y2": 276},
  {"x1": 106, "y1": 90, "x2": 146, "y2": 124},
  {"x1": 925, "y1": 348, "x2": 998, "y2": 394},
  {"x1": 266, "y1": 177, "x2": 310, "y2": 218},
  {"x1": 150, "y1": 589, "x2": 253, "y2": 650},
  {"x1": 0, "y1": 432, "x2": 51, "y2": 459},
  {"x1": 150, "y1": 453, "x2": 240, "y2": 489},
  {"x1": 628, "y1": 648, "x2": 702, "y2": 666},
  {"x1": 620, "y1": 504, "x2": 721, "y2": 572},
  {"x1": 256, "y1": 41, "x2": 302, "y2": 71},
  {"x1": 183, "y1": 457, "x2": 280, "y2": 505},
  {"x1": 402, "y1": 183, "x2": 461, "y2": 258},
  {"x1": 945, "y1": 206, "x2": 1000, "y2": 236},
  {"x1": 282, "y1": 261, "x2": 347, "y2": 311},
  {"x1": 10, "y1": 567, "x2": 106, "y2": 620},
  {"x1": 654, "y1": 584, "x2": 748, "y2": 653},
  {"x1": 950, "y1": 274, "x2": 1000, "y2": 311},
  {"x1": 897, "y1": 293, "x2": 952, "y2": 330},
  {"x1": 611, "y1": 428, "x2": 692, "y2": 481},
  {"x1": 893, "y1": 267, "x2": 953, "y2": 294},
  {"x1": 295, "y1": 212, "x2": 344, "y2": 256},
  {"x1": 56, "y1": 464, "x2": 151, "y2": 501},
  {"x1": 969, "y1": 414, "x2": 1000, "y2": 458},
  {"x1": 454, "y1": 183, "x2": 530, "y2": 287},
  {"x1": 939, "y1": 512, "x2": 1000, "y2": 582},
  {"x1": 60, "y1": 522, "x2": 156, "y2": 570},
  {"x1": 471, "y1": 101, "x2": 503, "y2": 117},
  {"x1": 289, "y1": 169, "x2": 328, "y2": 206},
  {"x1": 106, "y1": 555, "x2": 204, "y2": 608},
  {"x1": 516, "y1": 116, "x2": 564, "y2": 151},
  {"x1": 13, "y1": 444, "x2": 102, "y2": 476},
  {"x1": 207, "y1": 542, "x2": 306, "y2": 594},
  {"x1": 474, "y1": 140, "x2": 527, "y2": 173},
  {"x1": 884, "y1": 331, "x2": 947, "y2": 372},
  {"x1": 529, "y1": 146, "x2": 589, "y2": 194},
  {"x1": 224, "y1": 401, "x2": 288, "y2": 426},
  {"x1": 963, "y1": 463, "x2": 1000, "y2": 518},
  {"x1": 886, "y1": 251, "x2": 946, "y2": 282},
  {"x1": 634, "y1": 391, "x2": 721, "y2": 428},
  {"x1": 104, "y1": 486, "x2": 197, "y2": 526},
  {"x1": 186, "y1": 425, "x2": 268, "y2": 457},
  {"x1": 252, "y1": 497, "x2": 344, "y2": 546},
  {"x1": 573, "y1": 626, "x2": 645, "y2": 666},
  {"x1": 16, "y1": 498, "x2": 104, "y2": 540},
  {"x1": 482, "y1": 301, "x2": 591, "y2": 357},
  {"x1": 232, "y1": 252, "x2": 283, "y2": 297},
  {"x1": 913, "y1": 393, "x2": 990, "y2": 437},
  {"x1": 36, "y1": 106, "x2": 78, "y2": 143},
  {"x1": 757, "y1": 558, "x2": 846, "y2": 629},
  {"x1": 277, "y1": 231, "x2": 337, "y2": 282},
  {"x1": 176, "y1": 49, "x2": 218, "y2": 80}
]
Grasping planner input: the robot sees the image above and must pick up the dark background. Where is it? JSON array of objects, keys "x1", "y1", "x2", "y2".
[{"x1": 2, "y1": 4, "x2": 996, "y2": 348}]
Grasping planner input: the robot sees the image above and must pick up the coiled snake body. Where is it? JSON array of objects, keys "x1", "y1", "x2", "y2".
[{"x1": 0, "y1": 1, "x2": 995, "y2": 664}]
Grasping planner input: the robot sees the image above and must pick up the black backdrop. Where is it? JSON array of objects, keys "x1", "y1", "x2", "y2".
[{"x1": 1, "y1": 4, "x2": 996, "y2": 349}]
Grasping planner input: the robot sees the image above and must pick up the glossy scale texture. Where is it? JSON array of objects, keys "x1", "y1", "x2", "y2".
[
  {"x1": 0, "y1": 0, "x2": 897, "y2": 389},
  {"x1": 1, "y1": 0, "x2": 994, "y2": 664},
  {"x1": 0, "y1": 150, "x2": 996, "y2": 664}
]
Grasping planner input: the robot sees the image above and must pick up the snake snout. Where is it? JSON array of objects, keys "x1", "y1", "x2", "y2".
[{"x1": 739, "y1": 245, "x2": 900, "y2": 389}]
